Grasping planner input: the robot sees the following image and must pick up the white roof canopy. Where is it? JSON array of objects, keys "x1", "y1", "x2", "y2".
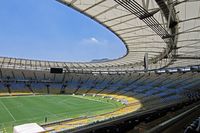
[{"x1": 0, "y1": 0, "x2": 200, "y2": 70}]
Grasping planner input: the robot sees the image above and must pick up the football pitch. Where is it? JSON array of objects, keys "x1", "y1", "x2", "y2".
[{"x1": 0, "y1": 95, "x2": 123, "y2": 132}]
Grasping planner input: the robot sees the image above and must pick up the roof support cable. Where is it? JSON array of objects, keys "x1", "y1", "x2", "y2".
[{"x1": 115, "y1": 0, "x2": 174, "y2": 66}]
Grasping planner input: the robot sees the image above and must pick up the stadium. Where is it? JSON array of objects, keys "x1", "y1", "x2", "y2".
[{"x1": 0, "y1": 0, "x2": 200, "y2": 133}]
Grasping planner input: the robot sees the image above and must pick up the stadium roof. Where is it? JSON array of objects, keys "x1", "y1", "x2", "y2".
[{"x1": 0, "y1": 0, "x2": 200, "y2": 71}]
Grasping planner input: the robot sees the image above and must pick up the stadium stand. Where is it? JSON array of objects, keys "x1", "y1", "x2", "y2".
[
  {"x1": 0, "y1": 67, "x2": 200, "y2": 132},
  {"x1": 184, "y1": 117, "x2": 200, "y2": 133}
]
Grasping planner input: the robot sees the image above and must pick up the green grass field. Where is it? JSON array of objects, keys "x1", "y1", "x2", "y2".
[{"x1": 0, "y1": 95, "x2": 123, "y2": 133}]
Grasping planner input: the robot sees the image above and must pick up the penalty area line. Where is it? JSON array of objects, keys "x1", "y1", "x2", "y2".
[{"x1": 0, "y1": 100, "x2": 16, "y2": 121}]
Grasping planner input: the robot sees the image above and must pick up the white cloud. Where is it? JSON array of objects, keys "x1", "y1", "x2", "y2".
[
  {"x1": 81, "y1": 37, "x2": 107, "y2": 45},
  {"x1": 90, "y1": 37, "x2": 99, "y2": 43}
]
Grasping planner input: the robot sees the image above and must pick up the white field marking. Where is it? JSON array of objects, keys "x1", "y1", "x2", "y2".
[
  {"x1": 0, "y1": 100, "x2": 16, "y2": 121},
  {"x1": 0, "y1": 95, "x2": 50, "y2": 99},
  {"x1": 0, "y1": 94, "x2": 71, "y2": 99},
  {"x1": 0, "y1": 95, "x2": 119, "y2": 107},
  {"x1": 72, "y1": 95, "x2": 116, "y2": 106},
  {"x1": 0, "y1": 95, "x2": 70, "y2": 121}
]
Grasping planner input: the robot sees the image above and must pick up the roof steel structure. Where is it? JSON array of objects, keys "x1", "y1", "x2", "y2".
[{"x1": 0, "y1": 0, "x2": 200, "y2": 71}]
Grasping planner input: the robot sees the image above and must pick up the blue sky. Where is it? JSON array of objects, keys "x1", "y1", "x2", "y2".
[{"x1": 0, "y1": 0, "x2": 126, "y2": 62}]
